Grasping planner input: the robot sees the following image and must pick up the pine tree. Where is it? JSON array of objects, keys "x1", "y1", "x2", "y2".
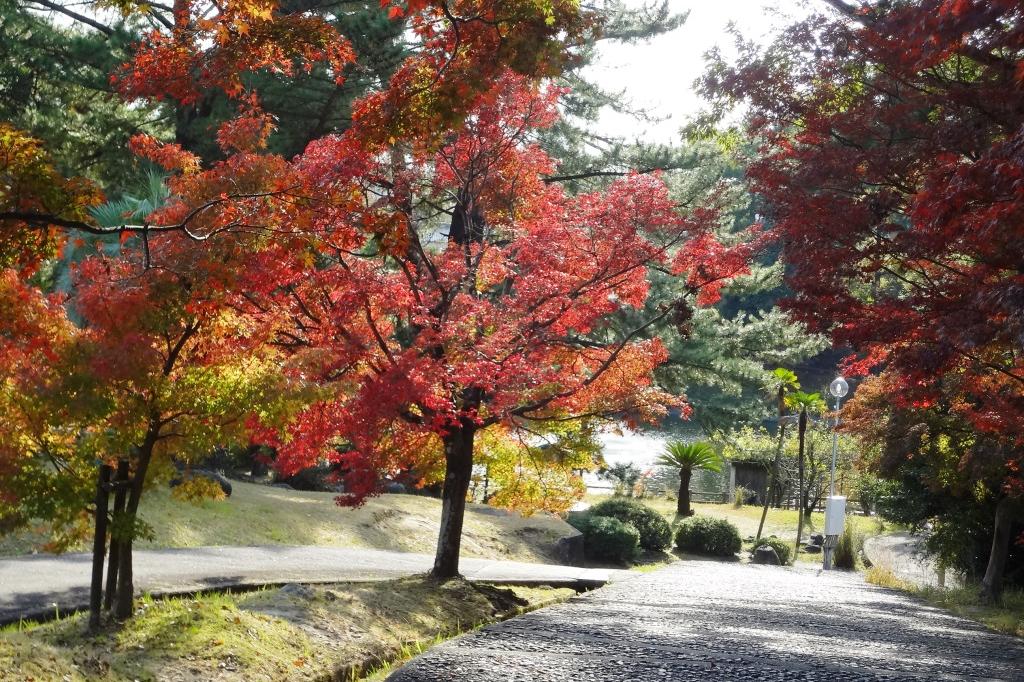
[
  {"x1": 611, "y1": 141, "x2": 828, "y2": 431},
  {"x1": 540, "y1": 1, "x2": 692, "y2": 191},
  {"x1": 0, "y1": 0, "x2": 161, "y2": 190}
]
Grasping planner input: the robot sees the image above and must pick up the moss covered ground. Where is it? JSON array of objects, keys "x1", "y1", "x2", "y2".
[{"x1": 0, "y1": 579, "x2": 575, "y2": 681}]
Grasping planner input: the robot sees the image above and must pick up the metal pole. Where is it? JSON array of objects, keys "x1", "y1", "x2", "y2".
[
  {"x1": 824, "y1": 395, "x2": 843, "y2": 571},
  {"x1": 828, "y1": 394, "x2": 842, "y2": 497}
]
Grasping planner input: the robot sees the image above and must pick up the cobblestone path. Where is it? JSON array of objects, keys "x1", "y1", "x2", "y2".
[{"x1": 389, "y1": 559, "x2": 1024, "y2": 681}]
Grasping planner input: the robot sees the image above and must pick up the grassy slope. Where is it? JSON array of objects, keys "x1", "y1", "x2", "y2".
[
  {"x1": 1, "y1": 481, "x2": 575, "y2": 564},
  {"x1": 0, "y1": 579, "x2": 575, "y2": 681}
]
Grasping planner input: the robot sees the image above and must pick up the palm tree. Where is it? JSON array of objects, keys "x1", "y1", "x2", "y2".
[
  {"x1": 785, "y1": 390, "x2": 826, "y2": 559},
  {"x1": 756, "y1": 368, "x2": 801, "y2": 542},
  {"x1": 658, "y1": 441, "x2": 722, "y2": 517}
]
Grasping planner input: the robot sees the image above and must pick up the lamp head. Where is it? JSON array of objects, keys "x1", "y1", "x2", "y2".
[{"x1": 829, "y1": 376, "x2": 849, "y2": 399}]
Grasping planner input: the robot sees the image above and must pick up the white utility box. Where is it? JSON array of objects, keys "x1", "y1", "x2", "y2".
[{"x1": 824, "y1": 496, "x2": 847, "y2": 536}]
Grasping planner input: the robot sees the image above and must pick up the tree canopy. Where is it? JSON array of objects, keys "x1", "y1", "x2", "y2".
[{"x1": 701, "y1": 0, "x2": 1024, "y2": 599}]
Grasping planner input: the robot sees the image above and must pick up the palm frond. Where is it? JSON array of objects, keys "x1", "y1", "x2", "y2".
[
  {"x1": 657, "y1": 440, "x2": 722, "y2": 472},
  {"x1": 784, "y1": 391, "x2": 826, "y2": 413},
  {"x1": 772, "y1": 367, "x2": 800, "y2": 390}
]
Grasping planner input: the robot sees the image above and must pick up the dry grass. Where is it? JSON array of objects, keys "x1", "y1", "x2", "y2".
[
  {"x1": 2, "y1": 481, "x2": 575, "y2": 564},
  {"x1": 0, "y1": 579, "x2": 575, "y2": 681},
  {"x1": 864, "y1": 565, "x2": 916, "y2": 591},
  {"x1": 865, "y1": 567, "x2": 1024, "y2": 639}
]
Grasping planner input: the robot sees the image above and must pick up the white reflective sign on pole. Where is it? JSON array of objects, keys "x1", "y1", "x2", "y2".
[{"x1": 824, "y1": 496, "x2": 846, "y2": 536}]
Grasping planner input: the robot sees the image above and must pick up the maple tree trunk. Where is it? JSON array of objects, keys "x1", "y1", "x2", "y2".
[
  {"x1": 104, "y1": 458, "x2": 130, "y2": 611},
  {"x1": 114, "y1": 437, "x2": 155, "y2": 621},
  {"x1": 980, "y1": 497, "x2": 1017, "y2": 603},
  {"x1": 431, "y1": 425, "x2": 476, "y2": 580},
  {"x1": 676, "y1": 468, "x2": 693, "y2": 517},
  {"x1": 88, "y1": 464, "x2": 111, "y2": 632}
]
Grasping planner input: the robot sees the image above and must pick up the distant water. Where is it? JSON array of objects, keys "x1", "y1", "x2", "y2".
[{"x1": 583, "y1": 430, "x2": 670, "y2": 492}]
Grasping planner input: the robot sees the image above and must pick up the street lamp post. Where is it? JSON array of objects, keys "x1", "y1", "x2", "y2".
[
  {"x1": 823, "y1": 376, "x2": 849, "y2": 570},
  {"x1": 828, "y1": 376, "x2": 848, "y2": 497}
]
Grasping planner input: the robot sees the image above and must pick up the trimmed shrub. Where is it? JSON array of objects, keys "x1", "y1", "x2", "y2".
[
  {"x1": 675, "y1": 515, "x2": 742, "y2": 557},
  {"x1": 566, "y1": 511, "x2": 591, "y2": 532},
  {"x1": 588, "y1": 497, "x2": 673, "y2": 551},
  {"x1": 753, "y1": 535, "x2": 792, "y2": 565},
  {"x1": 569, "y1": 513, "x2": 640, "y2": 563},
  {"x1": 169, "y1": 474, "x2": 227, "y2": 504}
]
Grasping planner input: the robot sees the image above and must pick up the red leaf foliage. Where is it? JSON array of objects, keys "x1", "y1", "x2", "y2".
[
  {"x1": 2, "y1": 0, "x2": 754, "y2": 521},
  {"x1": 703, "y1": 1, "x2": 1024, "y2": 489}
]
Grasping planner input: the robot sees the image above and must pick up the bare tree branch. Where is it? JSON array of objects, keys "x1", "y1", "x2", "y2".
[{"x1": 25, "y1": 0, "x2": 114, "y2": 35}]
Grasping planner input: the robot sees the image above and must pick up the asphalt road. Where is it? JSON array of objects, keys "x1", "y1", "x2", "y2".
[
  {"x1": 0, "y1": 546, "x2": 617, "y2": 624},
  {"x1": 388, "y1": 559, "x2": 1024, "y2": 681}
]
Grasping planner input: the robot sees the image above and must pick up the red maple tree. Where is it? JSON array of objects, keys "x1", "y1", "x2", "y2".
[
  {"x1": 106, "y1": 0, "x2": 750, "y2": 578},
  {"x1": 701, "y1": 0, "x2": 1024, "y2": 597},
  {"x1": 2, "y1": 0, "x2": 753, "y2": 586},
  {"x1": 244, "y1": 70, "x2": 750, "y2": 577}
]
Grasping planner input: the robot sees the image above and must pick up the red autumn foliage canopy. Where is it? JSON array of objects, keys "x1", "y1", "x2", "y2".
[
  {"x1": 702, "y1": 0, "x2": 1024, "y2": 458},
  {"x1": 0, "y1": 0, "x2": 755, "y2": 577},
  {"x1": 242, "y1": 71, "x2": 750, "y2": 504}
]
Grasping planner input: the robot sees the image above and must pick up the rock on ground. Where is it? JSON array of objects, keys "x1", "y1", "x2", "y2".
[{"x1": 752, "y1": 545, "x2": 780, "y2": 565}]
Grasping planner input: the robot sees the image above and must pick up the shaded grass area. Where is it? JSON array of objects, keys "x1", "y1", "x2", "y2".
[
  {"x1": 865, "y1": 566, "x2": 1024, "y2": 639},
  {"x1": 0, "y1": 579, "x2": 575, "y2": 681},
  {"x1": 1, "y1": 481, "x2": 575, "y2": 565}
]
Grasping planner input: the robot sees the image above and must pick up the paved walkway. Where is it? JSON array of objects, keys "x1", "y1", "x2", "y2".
[
  {"x1": 389, "y1": 559, "x2": 1024, "y2": 681},
  {"x1": 0, "y1": 546, "x2": 619, "y2": 624},
  {"x1": 863, "y1": 532, "x2": 961, "y2": 589}
]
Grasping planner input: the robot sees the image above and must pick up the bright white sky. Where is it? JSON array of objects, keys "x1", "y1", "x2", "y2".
[{"x1": 586, "y1": 0, "x2": 815, "y2": 144}]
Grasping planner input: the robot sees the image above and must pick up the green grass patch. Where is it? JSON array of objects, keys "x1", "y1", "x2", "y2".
[
  {"x1": 0, "y1": 579, "x2": 576, "y2": 681},
  {"x1": 2, "y1": 481, "x2": 576, "y2": 565}
]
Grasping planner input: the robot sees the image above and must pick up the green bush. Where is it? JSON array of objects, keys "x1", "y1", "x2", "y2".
[
  {"x1": 566, "y1": 511, "x2": 590, "y2": 533},
  {"x1": 587, "y1": 497, "x2": 672, "y2": 551},
  {"x1": 752, "y1": 535, "x2": 791, "y2": 564},
  {"x1": 674, "y1": 515, "x2": 742, "y2": 557},
  {"x1": 833, "y1": 524, "x2": 857, "y2": 570},
  {"x1": 568, "y1": 513, "x2": 640, "y2": 562}
]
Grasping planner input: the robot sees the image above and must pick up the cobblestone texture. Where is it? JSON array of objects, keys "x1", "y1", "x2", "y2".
[{"x1": 388, "y1": 559, "x2": 1024, "y2": 681}]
